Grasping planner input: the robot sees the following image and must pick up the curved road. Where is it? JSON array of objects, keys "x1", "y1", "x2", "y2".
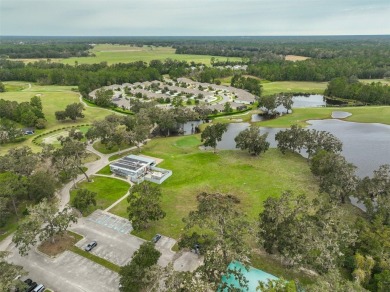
[{"x1": 59, "y1": 143, "x2": 139, "y2": 209}]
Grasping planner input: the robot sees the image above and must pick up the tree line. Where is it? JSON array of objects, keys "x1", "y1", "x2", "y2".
[
  {"x1": 0, "y1": 43, "x2": 91, "y2": 59},
  {"x1": 325, "y1": 77, "x2": 390, "y2": 105},
  {"x1": 0, "y1": 59, "x2": 196, "y2": 98},
  {"x1": 269, "y1": 125, "x2": 390, "y2": 291},
  {"x1": 0, "y1": 96, "x2": 46, "y2": 144},
  {"x1": 0, "y1": 95, "x2": 46, "y2": 127},
  {"x1": 247, "y1": 57, "x2": 389, "y2": 81}
]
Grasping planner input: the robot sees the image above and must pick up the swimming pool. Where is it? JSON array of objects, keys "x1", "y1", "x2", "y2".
[{"x1": 220, "y1": 261, "x2": 279, "y2": 291}]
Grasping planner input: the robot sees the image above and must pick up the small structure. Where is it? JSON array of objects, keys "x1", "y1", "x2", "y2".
[{"x1": 109, "y1": 154, "x2": 172, "y2": 184}]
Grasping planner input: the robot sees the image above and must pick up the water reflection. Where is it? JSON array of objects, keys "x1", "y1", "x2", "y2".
[{"x1": 182, "y1": 120, "x2": 203, "y2": 135}]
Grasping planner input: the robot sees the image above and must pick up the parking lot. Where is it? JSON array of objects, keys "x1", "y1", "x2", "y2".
[
  {"x1": 8, "y1": 248, "x2": 120, "y2": 292},
  {"x1": 72, "y1": 214, "x2": 145, "y2": 266},
  {"x1": 5, "y1": 210, "x2": 203, "y2": 292}
]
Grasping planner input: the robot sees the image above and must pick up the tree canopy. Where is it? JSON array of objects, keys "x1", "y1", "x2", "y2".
[
  {"x1": 234, "y1": 125, "x2": 269, "y2": 156},
  {"x1": 127, "y1": 182, "x2": 166, "y2": 231},
  {"x1": 200, "y1": 123, "x2": 228, "y2": 153}
]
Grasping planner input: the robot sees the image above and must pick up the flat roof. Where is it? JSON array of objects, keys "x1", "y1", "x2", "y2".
[{"x1": 110, "y1": 154, "x2": 155, "y2": 173}]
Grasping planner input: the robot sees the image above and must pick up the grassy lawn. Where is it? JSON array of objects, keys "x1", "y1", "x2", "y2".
[
  {"x1": 109, "y1": 135, "x2": 319, "y2": 240},
  {"x1": 40, "y1": 45, "x2": 242, "y2": 66},
  {"x1": 0, "y1": 218, "x2": 19, "y2": 242},
  {"x1": 0, "y1": 82, "x2": 113, "y2": 155},
  {"x1": 97, "y1": 165, "x2": 112, "y2": 175},
  {"x1": 256, "y1": 106, "x2": 390, "y2": 128},
  {"x1": 82, "y1": 152, "x2": 101, "y2": 164},
  {"x1": 92, "y1": 141, "x2": 119, "y2": 154},
  {"x1": 250, "y1": 251, "x2": 314, "y2": 284},
  {"x1": 70, "y1": 176, "x2": 129, "y2": 215},
  {"x1": 262, "y1": 81, "x2": 327, "y2": 95},
  {"x1": 34, "y1": 125, "x2": 91, "y2": 147},
  {"x1": 0, "y1": 201, "x2": 30, "y2": 241}
]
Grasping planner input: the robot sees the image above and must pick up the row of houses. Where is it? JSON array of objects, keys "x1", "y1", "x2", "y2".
[{"x1": 89, "y1": 78, "x2": 257, "y2": 112}]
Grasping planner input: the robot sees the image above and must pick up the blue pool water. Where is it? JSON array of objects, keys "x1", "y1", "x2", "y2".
[{"x1": 220, "y1": 261, "x2": 279, "y2": 291}]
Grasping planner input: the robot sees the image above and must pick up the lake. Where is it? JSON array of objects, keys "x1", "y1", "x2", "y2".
[{"x1": 215, "y1": 120, "x2": 390, "y2": 178}]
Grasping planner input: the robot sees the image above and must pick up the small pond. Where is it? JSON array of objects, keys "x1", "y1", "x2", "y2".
[
  {"x1": 256, "y1": 95, "x2": 326, "y2": 121},
  {"x1": 291, "y1": 94, "x2": 326, "y2": 108},
  {"x1": 275, "y1": 94, "x2": 326, "y2": 113}
]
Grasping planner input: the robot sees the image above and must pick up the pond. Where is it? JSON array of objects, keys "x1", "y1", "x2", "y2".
[
  {"x1": 291, "y1": 94, "x2": 326, "y2": 108},
  {"x1": 275, "y1": 94, "x2": 326, "y2": 113},
  {"x1": 306, "y1": 119, "x2": 390, "y2": 178},
  {"x1": 255, "y1": 95, "x2": 326, "y2": 121},
  {"x1": 215, "y1": 120, "x2": 390, "y2": 178}
]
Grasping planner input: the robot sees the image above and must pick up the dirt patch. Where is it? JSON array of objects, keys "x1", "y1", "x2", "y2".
[
  {"x1": 38, "y1": 232, "x2": 81, "y2": 257},
  {"x1": 285, "y1": 55, "x2": 310, "y2": 61}
]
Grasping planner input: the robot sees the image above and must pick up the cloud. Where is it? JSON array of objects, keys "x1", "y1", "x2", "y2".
[{"x1": 1, "y1": 0, "x2": 389, "y2": 35}]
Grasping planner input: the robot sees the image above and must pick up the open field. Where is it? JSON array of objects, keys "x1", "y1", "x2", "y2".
[
  {"x1": 109, "y1": 135, "x2": 319, "y2": 240},
  {"x1": 285, "y1": 55, "x2": 311, "y2": 61},
  {"x1": 262, "y1": 81, "x2": 327, "y2": 95},
  {"x1": 70, "y1": 176, "x2": 129, "y2": 216},
  {"x1": 0, "y1": 82, "x2": 113, "y2": 155},
  {"x1": 218, "y1": 77, "x2": 327, "y2": 95},
  {"x1": 360, "y1": 78, "x2": 390, "y2": 85},
  {"x1": 256, "y1": 106, "x2": 390, "y2": 128},
  {"x1": 13, "y1": 45, "x2": 242, "y2": 66}
]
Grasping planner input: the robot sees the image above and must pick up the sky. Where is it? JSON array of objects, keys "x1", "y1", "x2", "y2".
[{"x1": 1, "y1": 0, "x2": 389, "y2": 36}]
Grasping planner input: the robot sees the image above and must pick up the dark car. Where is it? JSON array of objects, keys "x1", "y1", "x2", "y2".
[
  {"x1": 23, "y1": 279, "x2": 33, "y2": 286},
  {"x1": 152, "y1": 234, "x2": 162, "y2": 243},
  {"x1": 84, "y1": 241, "x2": 97, "y2": 252},
  {"x1": 26, "y1": 282, "x2": 37, "y2": 292}
]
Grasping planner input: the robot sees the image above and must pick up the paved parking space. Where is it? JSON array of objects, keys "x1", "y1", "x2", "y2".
[
  {"x1": 174, "y1": 252, "x2": 204, "y2": 272},
  {"x1": 155, "y1": 236, "x2": 176, "y2": 267},
  {"x1": 87, "y1": 210, "x2": 133, "y2": 234},
  {"x1": 72, "y1": 216, "x2": 145, "y2": 266},
  {"x1": 8, "y1": 249, "x2": 119, "y2": 292}
]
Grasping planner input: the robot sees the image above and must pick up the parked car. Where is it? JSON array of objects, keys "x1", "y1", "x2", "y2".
[
  {"x1": 33, "y1": 284, "x2": 45, "y2": 292},
  {"x1": 26, "y1": 282, "x2": 37, "y2": 292},
  {"x1": 84, "y1": 241, "x2": 97, "y2": 252},
  {"x1": 23, "y1": 279, "x2": 33, "y2": 286},
  {"x1": 152, "y1": 234, "x2": 162, "y2": 243}
]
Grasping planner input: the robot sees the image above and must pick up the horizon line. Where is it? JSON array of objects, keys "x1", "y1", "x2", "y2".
[{"x1": 1, "y1": 34, "x2": 390, "y2": 38}]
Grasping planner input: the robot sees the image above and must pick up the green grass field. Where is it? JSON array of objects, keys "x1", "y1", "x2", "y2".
[
  {"x1": 262, "y1": 81, "x2": 327, "y2": 95},
  {"x1": 256, "y1": 106, "x2": 390, "y2": 128},
  {"x1": 360, "y1": 78, "x2": 390, "y2": 85},
  {"x1": 0, "y1": 82, "x2": 113, "y2": 155},
  {"x1": 13, "y1": 45, "x2": 241, "y2": 66},
  {"x1": 109, "y1": 135, "x2": 319, "y2": 240},
  {"x1": 70, "y1": 176, "x2": 129, "y2": 216}
]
